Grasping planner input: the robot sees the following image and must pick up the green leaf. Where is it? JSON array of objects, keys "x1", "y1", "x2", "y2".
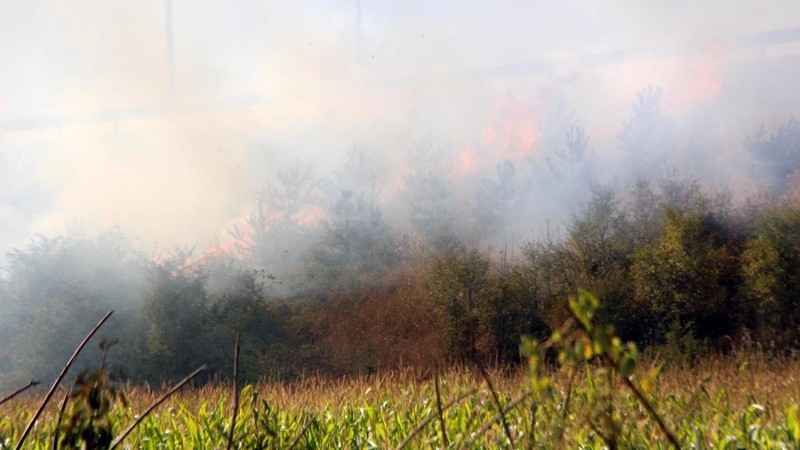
[{"x1": 787, "y1": 404, "x2": 800, "y2": 443}]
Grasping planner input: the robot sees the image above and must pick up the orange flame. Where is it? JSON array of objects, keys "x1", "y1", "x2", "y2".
[
  {"x1": 665, "y1": 47, "x2": 725, "y2": 111},
  {"x1": 447, "y1": 97, "x2": 541, "y2": 179},
  {"x1": 293, "y1": 205, "x2": 327, "y2": 226},
  {"x1": 483, "y1": 97, "x2": 540, "y2": 161},
  {"x1": 448, "y1": 146, "x2": 479, "y2": 179}
]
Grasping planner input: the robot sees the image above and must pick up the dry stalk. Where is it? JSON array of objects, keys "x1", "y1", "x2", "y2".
[
  {"x1": 52, "y1": 382, "x2": 74, "y2": 450},
  {"x1": 110, "y1": 365, "x2": 206, "y2": 450},
  {"x1": 461, "y1": 390, "x2": 530, "y2": 449},
  {"x1": 395, "y1": 388, "x2": 477, "y2": 450},
  {"x1": 0, "y1": 380, "x2": 41, "y2": 407},
  {"x1": 14, "y1": 310, "x2": 113, "y2": 450},
  {"x1": 527, "y1": 396, "x2": 537, "y2": 450},
  {"x1": 568, "y1": 306, "x2": 682, "y2": 450},
  {"x1": 286, "y1": 416, "x2": 315, "y2": 450},
  {"x1": 434, "y1": 375, "x2": 448, "y2": 448},
  {"x1": 556, "y1": 366, "x2": 578, "y2": 445},
  {"x1": 452, "y1": 392, "x2": 487, "y2": 450},
  {"x1": 226, "y1": 332, "x2": 241, "y2": 450},
  {"x1": 476, "y1": 362, "x2": 516, "y2": 447}
]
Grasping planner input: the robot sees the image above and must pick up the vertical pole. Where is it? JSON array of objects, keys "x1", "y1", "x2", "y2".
[
  {"x1": 164, "y1": 0, "x2": 175, "y2": 99},
  {"x1": 356, "y1": 0, "x2": 362, "y2": 64}
]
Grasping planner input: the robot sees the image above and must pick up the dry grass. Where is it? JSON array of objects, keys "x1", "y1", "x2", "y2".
[
  {"x1": 3, "y1": 354, "x2": 799, "y2": 449},
  {"x1": 7, "y1": 355, "x2": 794, "y2": 415}
]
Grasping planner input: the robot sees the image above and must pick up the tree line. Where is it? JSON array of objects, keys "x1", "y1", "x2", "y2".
[
  {"x1": 3, "y1": 173, "x2": 800, "y2": 388},
  {"x1": 2, "y1": 93, "x2": 800, "y2": 388}
]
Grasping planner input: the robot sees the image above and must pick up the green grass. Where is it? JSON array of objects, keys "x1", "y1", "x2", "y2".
[
  {"x1": 2, "y1": 357, "x2": 799, "y2": 449},
  {"x1": 3, "y1": 293, "x2": 799, "y2": 449}
]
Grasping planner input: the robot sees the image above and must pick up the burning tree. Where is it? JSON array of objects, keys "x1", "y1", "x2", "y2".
[
  {"x1": 305, "y1": 149, "x2": 396, "y2": 296},
  {"x1": 745, "y1": 116, "x2": 800, "y2": 196},
  {"x1": 403, "y1": 143, "x2": 455, "y2": 241},
  {"x1": 619, "y1": 86, "x2": 673, "y2": 182},
  {"x1": 229, "y1": 160, "x2": 322, "y2": 293},
  {"x1": 474, "y1": 160, "x2": 526, "y2": 236}
]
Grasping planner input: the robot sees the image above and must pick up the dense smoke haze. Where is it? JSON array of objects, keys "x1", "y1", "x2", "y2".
[
  {"x1": 1, "y1": 0, "x2": 799, "y2": 260},
  {"x1": 4, "y1": 0, "x2": 800, "y2": 390}
]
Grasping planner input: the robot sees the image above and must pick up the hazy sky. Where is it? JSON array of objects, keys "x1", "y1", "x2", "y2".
[{"x1": 1, "y1": 1, "x2": 799, "y2": 262}]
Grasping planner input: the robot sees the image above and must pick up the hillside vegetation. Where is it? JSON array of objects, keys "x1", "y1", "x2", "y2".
[{"x1": 4, "y1": 172, "x2": 800, "y2": 388}]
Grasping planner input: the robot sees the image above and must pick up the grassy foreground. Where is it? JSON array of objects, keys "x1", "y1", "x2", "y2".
[
  {"x1": 2, "y1": 356, "x2": 799, "y2": 449},
  {"x1": 3, "y1": 293, "x2": 799, "y2": 449}
]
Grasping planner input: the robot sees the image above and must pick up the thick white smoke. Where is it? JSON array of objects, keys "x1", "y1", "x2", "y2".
[{"x1": 1, "y1": 0, "x2": 800, "y2": 264}]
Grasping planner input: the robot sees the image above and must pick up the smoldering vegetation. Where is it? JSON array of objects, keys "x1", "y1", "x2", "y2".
[
  {"x1": 3, "y1": 1, "x2": 800, "y2": 390},
  {"x1": 2, "y1": 84, "x2": 800, "y2": 389}
]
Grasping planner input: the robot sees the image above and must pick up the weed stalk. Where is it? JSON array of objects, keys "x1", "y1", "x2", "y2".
[
  {"x1": 476, "y1": 361, "x2": 516, "y2": 447},
  {"x1": 434, "y1": 375, "x2": 448, "y2": 448},
  {"x1": 14, "y1": 310, "x2": 113, "y2": 450},
  {"x1": 395, "y1": 388, "x2": 477, "y2": 450},
  {"x1": 52, "y1": 382, "x2": 74, "y2": 450},
  {"x1": 110, "y1": 364, "x2": 206, "y2": 450},
  {"x1": 226, "y1": 332, "x2": 241, "y2": 450},
  {"x1": 567, "y1": 304, "x2": 682, "y2": 450},
  {"x1": 0, "y1": 380, "x2": 41, "y2": 407}
]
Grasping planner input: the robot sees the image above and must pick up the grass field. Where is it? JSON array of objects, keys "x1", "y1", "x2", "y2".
[{"x1": 2, "y1": 354, "x2": 799, "y2": 449}]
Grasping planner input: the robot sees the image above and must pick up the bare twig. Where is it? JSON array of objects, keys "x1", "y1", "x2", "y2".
[
  {"x1": 567, "y1": 306, "x2": 682, "y2": 450},
  {"x1": 527, "y1": 396, "x2": 537, "y2": 450},
  {"x1": 589, "y1": 420, "x2": 617, "y2": 450},
  {"x1": 15, "y1": 310, "x2": 113, "y2": 450},
  {"x1": 0, "y1": 379, "x2": 40, "y2": 407},
  {"x1": 110, "y1": 365, "x2": 206, "y2": 450},
  {"x1": 556, "y1": 366, "x2": 578, "y2": 445},
  {"x1": 226, "y1": 332, "x2": 241, "y2": 450},
  {"x1": 462, "y1": 390, "x2": 530, "y2": 449},
  {"x1": 286, "y1": 416, "x2": 315, "y2": 450},
  {"x1": 619, "y1": 374, "x2": 681, "y2": 448},
  {"x1": 452, "y1": 393, "x2": 487, "y2": 450},
  {"x1": 476, "y1": 362, "x2": 516, "y2": 448},
  {"x1": 606, "y1": 368, "x2": 619, "y2": 450},
  {"x1": 395, "y1": 388, "x2": 477, "y2": 450},
  {"x1": 52, "y1": 382, "x2": 74, "y2": 450},
  {"x1": 434, "y1": 375, "x2": 448, "y2": 448},
  {"x1": 676, "y1": 383, "x2": 710, "y2": 427}
]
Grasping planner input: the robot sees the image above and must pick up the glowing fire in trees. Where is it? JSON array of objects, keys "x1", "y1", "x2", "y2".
[
  {"x1": 293, "y1": 205, "x2": 326, "y2": 226},
  {"x1": 449, "y1": 97, "x2": 541, "y2": 179},
  {"x1": 664, "y1": 48, "x2": 725, "y2": 112},
  {"x1": 448, "y1": 147, "x2": 478, "y2": 179},
  {"x1": 482, "y1": 97, "x2": 540, "y2": 161}
]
